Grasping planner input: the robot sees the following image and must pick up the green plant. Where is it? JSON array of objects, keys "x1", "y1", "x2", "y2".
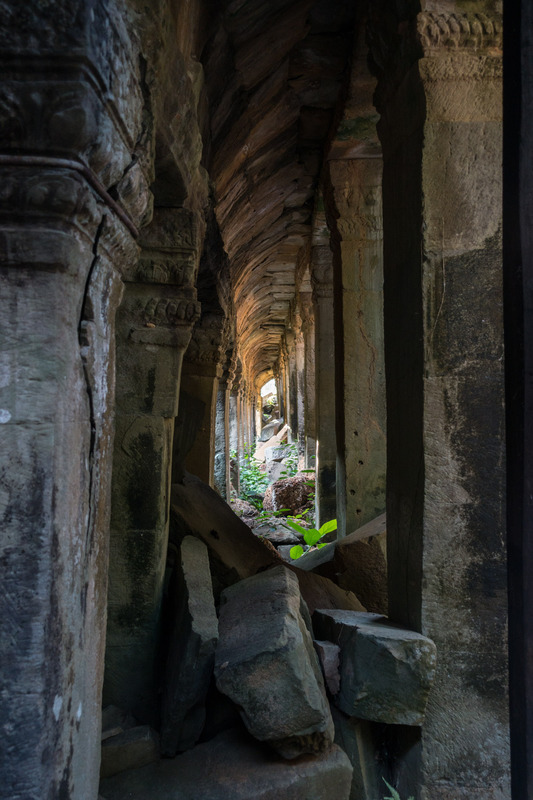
[
  {"x1": 382, "y1": 778, "x2": 414, "y2": 800},
  {"x1": 278, "y1": 442, "x2": 299, "y2": 479},
  {"x1": 238, "y1": 444, "x2": 269, "y2": 509},
  {"x1": 285, "y1": 518, "x2": 337, "y2": 560}
]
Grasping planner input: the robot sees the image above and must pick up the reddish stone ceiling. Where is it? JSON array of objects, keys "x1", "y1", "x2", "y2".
[{"x1": 202, "y1": 0, "x2": 356, "y2": 384}]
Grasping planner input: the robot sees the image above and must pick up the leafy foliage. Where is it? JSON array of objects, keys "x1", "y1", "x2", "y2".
[
  {"x1": 382, "y1": 778, "x2": 414, "y2": 800},
  {"x1": 286, "y1": 518, "x2": 337, "y2": 560},
  {"x1": 237, "y1": 444, "x2": 269, "y2": 509}
]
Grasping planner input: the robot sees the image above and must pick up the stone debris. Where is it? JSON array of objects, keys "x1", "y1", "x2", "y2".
[
  {"x1": 253, "y1": 520, "x2": 302, "y2": 545},
  {"x1": 214, "y1": 566, "x2": 335, "y2": 759},
  {"x1": 160, "y1": 536, "x2": 218, "y2": 755},
  {"x1": 100, "y1": 728, "x2": 353, "y2": 800},
  {"x1": 100, "y1": 725, "x2": 160, "y2": 779},
  {"x1": 295, "y1": 513, "x2": 387, "y2": 613},
  {"x1": 254, "y1": 424, "x2": 290, "y2": 462},
  {"x1": 313, "y1": 609, "x2": 437, "y2": 725},
  {"x1": 291, "y1": 567, "x2": 366, "y2": 615},
  {"x1": 259, "y1": 418, "x2": 283, "y2": 442},
  {"x1": 263, "y1": 473, "x2": 315, "y2": 515},
  {"x1": 313, "y1": 640, "x2": 341, "y2": 696},
  {"x1": 170, "y1": 472, "x2": 278, "y2": 598}
]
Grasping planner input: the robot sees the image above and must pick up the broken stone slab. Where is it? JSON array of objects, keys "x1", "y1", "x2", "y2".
[
  {"x1": 170, "y1": 472, "x2": 278, "y2": 599},
  {"x1": 214, "y1": 566, "x2": 335, "y2": 758},
  {"x1": 313, "y1": 610, "x2": 437, "y2": 725},
  {"x1": 292, "y1": 567, "x2": 366, "y2": 615},
  {"x1": 259, "y1": 419, "x2": 283, "y2": 441},
  {"x1": 254, "y1": 423, "x2": 290, "y2": 462},
  {"x1": 313, "y1": 640, "x2": 341, "y2": 696},
  {"x1": 100, "y1": 725, "x2": 160, "y2": 779},
  {"x1": 100, "y1": 728, "x2": 353, "y2": 800},
  {"x1": 160, "y1": 536, "x2": 218, "y2": 756},
  {"x1": 295, "y1": 513, "x2": 387, "y2": 613},
  {"x1": 253, "y1": 521, "x2": 302, "y2": 545}
]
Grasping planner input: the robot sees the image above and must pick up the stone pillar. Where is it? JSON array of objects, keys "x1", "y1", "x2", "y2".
[
  {"x1": 300, "y1": 292, "x2": 316, "y2": 468},
  {"x1": 214, "y1": 381, "x2": 227, "y2": 496},
  {"x1": 312, "y1": 245, "x2": 337, "y2": 526},
  {"x1": 373, "y1": 9, "x2": 508, "y2": 798},
  {"x1": 293, "y1": 307, "x2": 307, "y2": 467},
  {"x1": 504, "y1": 4, "x2": 533, "y2": 793},
  {"x1": 104, "y1": 209, "x2": 201, "y2": 726},
  {"x1": 326, "y1": 157, "x2": 386, "y2": 536},
  {"x1": 0, "y1": 7, "x2": 148, "y2": 798},
  {"x1": 214, "y1": 356, "x2": 235, "y2": 499},
  {"x1": 286, "y1": 329, "x2": 299, "y2": 440},
  {"x1": 181, "y1": 361, "x2": 222, "y2": 486}
]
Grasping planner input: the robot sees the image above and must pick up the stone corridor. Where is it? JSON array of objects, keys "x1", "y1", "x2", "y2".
[{"x1": 2, "y1": 1, "x2": 532, "y2": 799}]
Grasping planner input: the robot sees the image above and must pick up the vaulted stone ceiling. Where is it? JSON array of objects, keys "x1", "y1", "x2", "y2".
[{"x1": 202, "y1": 0, "x2": 356, "y2": 385}]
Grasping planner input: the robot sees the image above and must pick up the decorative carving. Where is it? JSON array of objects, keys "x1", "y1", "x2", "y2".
[
  {"x1": 135, "y1": 255, "x2": 196, "y2": 286},
  {"x1": 143, "y1": 297, "x2": 201, "y2": 327},
  {"x1": 417, "y1": 13, "x2": 502, "y2": 55},
  {"x1": 368, "y1": 8, "x2": 503, "y2": 111}
]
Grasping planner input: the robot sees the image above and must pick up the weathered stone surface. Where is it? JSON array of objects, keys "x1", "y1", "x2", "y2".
[
  {"x1": 100, "y1": 725, "x2": 160, "y2": 779},
  {"x1": 259, "y1": 419, "x2": 283, "y2": 441},
  {"x1": 254, "y1": 423, "x2": 290, "y2": 462},
  {"x1": 292, "y1": 567, "x2": 366, "y2": 616},
  {"x1": 296, "y1": 513, "x2": 387, "y2": 613},
  {"x1": 161, "y1": 536, "x2": 218, "y2": 756},
  {"x1": 230, "y1": 498, "x2": 259, "y2": 519},
  {"x1": 313, "y1": 610, "x2": 437, "y2": 725},
  {"x1": 253, "y1": 521, "x2": 302, "y2": 545},
  {"x1": 313, "y1": 640, "x2": 341, "y2": 696},
  {"x1": 100, "y1": 729, "x2": 353, "y2": 800},
  {"x1": 214, "y1": 566, "x2": 334, "y2": 758},
  {"x1": 264, "y1": 473, "x2": 315, "y2": 514},
  {"x1": 170, "y1": 472, "x2": 278, "y2": 598},
  {"x1": 331, "y1": 707, "x2": 381, "y2": 800}
]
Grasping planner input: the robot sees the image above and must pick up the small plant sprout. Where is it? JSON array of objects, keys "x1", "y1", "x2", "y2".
[
  {"x1": 286, "y1": 518, "x2": 337, "y2": 560},
  {"x1": 382, "y1": 778, "x2": 414, "y2": 800}
]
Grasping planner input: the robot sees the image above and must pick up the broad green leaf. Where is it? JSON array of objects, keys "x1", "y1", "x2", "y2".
[
  {"x1": 290, "y1": 545, "x2": 304, "y2": 560},
  {"x1": 304, "y1": 529, "x2": 323, "y2": 546},
  {"x1": 317, "y1": 542, "x2": 328, "y2": 549},
  {"x1": 300, "y1": 469, "x2": 315, "y2": 473},
  {"x1": 318, "y1": 518, "x2": 337, "y2": 536},
  {"x1": 285, "y1": 519, "x2": 308, "y2": 535}
]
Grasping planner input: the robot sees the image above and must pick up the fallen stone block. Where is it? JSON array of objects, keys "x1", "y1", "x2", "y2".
[
  {"x1": 160, "y1": 536, "x2": 218, "y2": 755},
  {"x1": 170, "y1": 472, "x2": 278, "y2": 599},
  {"x1": 313, "y1": 610, "x2": 437, "y2": 725},
  {"x1": 292, "y1": 567, "x2": 366, "y2": 615},
  {"x1": 100, "y1": 728, "x2": 353, "y2": 800},
  {"x1": 214, "y1": 566, "x2": 334, "y2": 758},
  {"x1": 295, "y1": 513, "x2": 387, "y2": 613},
  {"x1": 100, "y1": 725, "x2": 160, "y2": 779},
  {"x1": 313, "y1": 640, "x2": 341, "y2": 696},
  {"x1": 253, "y1": 521, "x2": 302, "y2": 545}
]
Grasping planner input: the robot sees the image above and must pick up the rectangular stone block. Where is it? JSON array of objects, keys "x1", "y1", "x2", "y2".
[
  {"x1": 161, "y1": 536, "x2": 218, "y2": 755},
  {"x1": 214, "y1": 566, "x2": 334, "y2": 758},
  {"x1": 313, "y1": 610, "x2": 437, "y2": 725}
]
